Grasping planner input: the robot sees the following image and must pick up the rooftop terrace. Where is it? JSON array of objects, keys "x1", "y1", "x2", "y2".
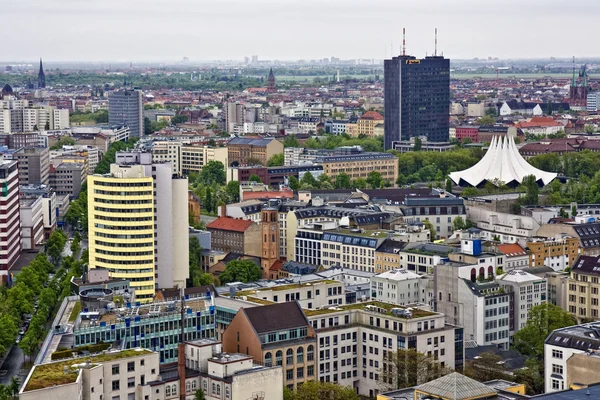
[
  {"x1": 23, "y1": 349, "x2": 153, "y2": 392},
  {"x1": 304, "y1": 301, "x2": 435, "y2": 318}
]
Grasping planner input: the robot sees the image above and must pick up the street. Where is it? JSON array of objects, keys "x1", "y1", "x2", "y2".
[{"x1": 0, "y1": 346, "x2": 26, "y2": 385}]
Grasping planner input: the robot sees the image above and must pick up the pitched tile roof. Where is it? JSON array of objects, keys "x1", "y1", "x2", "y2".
[
  {"x1": 243, "y1": 302, "x2": 309, "y2": 334},
  {"x1": 359, "y1": 111, "x2": 384, "y2": 121},
  {"x1": 496, "y1": 243, "x2": 527, "y2": 257},
  {"x1": 206, "y1": 217, "x2": 254, "y2": 233},
  {"x1": 415, "y1": 372, "x2": 497, "y2": 400}
]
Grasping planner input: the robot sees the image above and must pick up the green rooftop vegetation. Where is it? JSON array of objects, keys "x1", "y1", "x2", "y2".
[
  {"x1": 304, "y1": 301, "x2": 435, "y2": 319},
  {"x1": 228, "y1": 280, "x2": 339, "y2": 296},
  {"x1": 337, "y1": 228, "x2": 388, "y2": 238},
  {"x1": 245, "y1": 296, "x2": 276, "y2": 306},
  {"x1": 24, "y1": 349, "x2": 153, "y2": 392}
]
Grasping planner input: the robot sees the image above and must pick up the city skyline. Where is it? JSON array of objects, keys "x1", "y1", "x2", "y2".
[{"x1": 2, "y1": 0, "x2": 600, "y2": 62}]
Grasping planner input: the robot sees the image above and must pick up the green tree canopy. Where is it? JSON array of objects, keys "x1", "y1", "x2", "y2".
[
  {"x1": 463, "y1": 352, "x2": 511, "y2": 382},
  {"x1": 283, "y1": 134, "x2": 300, "y2": 148},
  {"x1": 171, "y1": 115, "x2": 188, "y2": 124},
  {"x1": 366, "y1": 171, "x2": 383, "y2": 189},
  {"x1": 225, "y1": 181, "x2": 240, "y2": 203},
  {"x1": 283, "y1": 380, "x2": 359, "y2": 400},
  {"x1": 199, "y1": 161, "x2": 226, "y2": 186},
  {"x1": 288, "y1": 176, "x2": 300, "y2": 191},
  {"x1": 513, "y1": 303, "x2": 575, "y2": 358},
  {"x1": 248, "y1": 174, "x2": 262, "y2": 183},
  {"x1": 335, "y1": 173, "x2": 352, "y2": 189},
  {"x1": 267, "y1": 153, "x2": 284, "y2": 167},
  {"x1": 219, "y1": 260, "x2": 262, "y2": 284},
  {"x1": 379, "y1": 348, "x2": 452, "y2": 390}
]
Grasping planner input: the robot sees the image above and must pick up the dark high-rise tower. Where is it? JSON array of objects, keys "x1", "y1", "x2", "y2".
[
  {"x1": 108, "y1": 89, "x2": 143, "y2": 138},
  {"x1": 384, "y1": 54, "x2": 450, "y2": 150},
  {"x1": 267, "y1": 68, "x2": 276, "y2": 92},
  {"x1": 37, "y1": 58, "x2": 46, "y2": 88}
]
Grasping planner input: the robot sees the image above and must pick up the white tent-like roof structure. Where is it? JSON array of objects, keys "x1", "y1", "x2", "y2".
[{"x1": 449, "y1": 136, "x2": 557, "y2": 188}]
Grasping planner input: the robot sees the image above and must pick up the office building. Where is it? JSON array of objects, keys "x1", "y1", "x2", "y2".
[
  {"x1": 206, "y1": 216, "x2": 261, "y2": 257},
  {"x1": 222, "y1": 302, "x2": 317, "y2": 390},
  {"x1": 87, "y1": 165, "x2": 156, "y2": 302},
  {"x1": 14, "y1": 147, "x2": 50, "y2": 185},
  {"x1": 305, "y1": 301, "x2": 461, "y2": 397},
  {"x1": 181, "y1": 145, "x2": 228, "y2": 175},
  {"x1": 314, "y1": 150, "x2": 398, "y2": 185},
  {"x1": 223, "y1": 101, "x2": 245, "y2": 133},
  {"x1": 108, "y1": 89, "x2": 143, "y2": 138},
  {"x1": 227, "y1": 137, "x2": 283, "y2": 167},
  {"x1": 384, "y1": 54, "x2": 450, "y2": 149},
  {"x1": 399, "y1": 196, "x2": 466, "y2": 240},
  {"x1": 371, "y1": 269, "x2": 427, "y2": 305},
  {"x1": 49, "y1": 162, "x2": 86, "y2": 197},
  {"x1": 20, "y1": 196, "x2": 44, "y2": 250},
  {"x1": 527, "y1": 235, "x2": 579, "y2": 271},
  {"x1": 0, "y1": 160, "x2": 21, "y2": 278}
]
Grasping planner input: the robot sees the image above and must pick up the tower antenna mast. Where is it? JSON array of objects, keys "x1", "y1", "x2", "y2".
[
  {"x1": 402, "y1": 28, "x2": 406, "y2": 56},
  {"x1": 434, "y1": 28, "x2": 438, "y2": 57}
]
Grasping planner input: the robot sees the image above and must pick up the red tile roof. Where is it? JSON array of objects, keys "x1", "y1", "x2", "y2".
[
  {"x1": 206, "y1": 217, "x2": 254, "y2": 233},
  {"x1": 359, "y1": 111, "x2": 384, "y2": 121},
  {"x1": 496, "y1": 243, "x2": 527, "y2": 257}
]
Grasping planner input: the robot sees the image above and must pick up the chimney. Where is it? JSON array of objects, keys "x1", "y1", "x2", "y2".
[{"x1": 219, "y1": 204, "x2": 227, "y2": 217}]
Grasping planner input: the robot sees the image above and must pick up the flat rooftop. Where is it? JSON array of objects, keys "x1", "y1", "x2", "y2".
[
  {"x1": 23, "y1": 349, "x2": 153, "y2": 392},
  {"x1": 234, "y1": 279, "x2": 338, "y2": 295},
  {"x1": 304, "y1": 301, "x2": 436, "y2": 319}
]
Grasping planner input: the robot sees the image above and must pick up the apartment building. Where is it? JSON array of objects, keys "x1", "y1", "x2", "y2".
[
  {"x1": 297, "y1": 117, "x2": 320, "y2": 133},
  {"x1": 495, "y1": 243, "x2": 529, "y2": 270},
  {"x1": 19, "y1": 184, "x2": 57, "y2": 240},
  {"x1": 527, "y1": 235, "x2": 579, "y2": 271},
  {"x1": 400, "y1": 197, "x2": 466, "y2": 240},
  {"x1": 235, "y1": 280, "x2": 345, "y2": 310},
  {"x1": 315, "y1": 151, "x2": 398, "y2": 185},
  {"x1": 305, "y1": 302, "x2": 462, "y2": 397},
  {"x1": 20, "y1": 196, "x2": 44, "y2": 250},
  {"x1": 19, "y1": 349, "x2": 160, "y2": 400},
  {"x1": 0, "y1": 160, "x2": 21, "y2": 277},
  {"x1": 222, "y1": 302, "x2": 317, "y2": 390},
  {"x1": 14, "y1": 147, "x2": 50, "y2": 185},
  {"x1": 399, "y1": 243, "x2": 455, "y2": 275},
  {"x1": 181, "y1": 145, "x2": 228, "y2": 175},
  {"x1": 152, "y1": 140, "x2": 182, "y2": 175},
  {"x1": 374, "y1": 239, "x2": 406, "y2": 273},
  {"x1": 227, "y1": 137, "x2": 283, "y2": 166},
  {"x1": 537, "y1": 222, "x2": 600, "y2": 257},
  {"x1": 565, "y1": 255, "x2": 600, "y2": 321},
  {"x1": 206, "y1": 217, "x2": 261, "y2": 257},
  {"x1": 371, "y1": 269, "x2": 427, "y2": 305},
  {"x1": 355, "y1": 111, "x2": 384, "y2": 138},
  {"x1": 544, "y1": 322, "x2": 600, "y2": 393},
  {"x1": 0, "y1": 102, "x2": 70, "y2": 133},
  {"x1": 496, "y1": 269, "x2": 547, "y2": 334}
]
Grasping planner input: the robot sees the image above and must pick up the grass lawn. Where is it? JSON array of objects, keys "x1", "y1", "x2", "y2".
[{"x1": 68, "y1": 302, "x2": 81, "y2": 322}]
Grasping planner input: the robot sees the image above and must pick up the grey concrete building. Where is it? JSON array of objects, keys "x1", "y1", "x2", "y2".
[
  {"x1": 49, "y1": 162, "x2": 86, "y2": 197},
  {"x1": 108, "y1": 89, "x2": 143, "y2": 138},
  {"x1": 14, "y1": 147, "x2": 49, "y2": 185}
]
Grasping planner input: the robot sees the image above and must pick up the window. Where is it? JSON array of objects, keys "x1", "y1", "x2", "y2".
[
  {"x1": 307, "y1": 365, "x2": 314, "y2": 376},
  {"x1": 297, "y1": 347, "x2": 304, "y2": 363},
  {"x1": 286, "y1": 349, "x2": 294, "y2": 364},
  {"x1": 552, "y1": 349, "x2": 563, "y2": 359},
  {"x1": 225, "y1": 386, "x2": 230, "y2": 399},
  {"x1": 127, "y1": 361, "x2": 135, "y2": 372},
  {"x1": 265, "y1": 352, "x2": 272, "y2": 367},
  {"x1": 112, "y1": 380, "x2": 120, "y2": 391},
  {"x1": 112, "y1": 365, "x2": 120, "y2": 375},
  {"x1": 128, "y1": 377, "x2": 135, "y2": 388},
  {"x1": 307, "y1": 345, "x2": 314, "y2": 361},
  {"x1": 286, "y1": 369, "x2": 294, "y2": 380},
  {"x1": 297, "y1": 367, "x2": 304, "y2": 379},
  {"x1": 552, "y1": 364, "x2": 563, "y2": 375},
  {"x1": 276, "y1": 350, "x2": 283, "y2": 366}
]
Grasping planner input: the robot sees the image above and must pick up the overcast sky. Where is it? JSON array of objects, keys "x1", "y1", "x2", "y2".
[{"x1": 2, "y1": 0, "x2": 599, "y2": 62}]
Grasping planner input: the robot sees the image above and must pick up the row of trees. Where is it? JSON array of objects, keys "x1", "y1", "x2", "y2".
[
  {"x1": 288, "y1": 171, "x2": 390, "y2": 191},
  {"x1": 70, "y1": 110, "x2": 108, "y2": 124},
  {"x1": 94, "y1": 138, "x2": 138, "y2": 175}
]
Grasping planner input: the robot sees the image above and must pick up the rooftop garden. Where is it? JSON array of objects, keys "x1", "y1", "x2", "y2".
[
  {"x1": 304, "y1": 301, "x2": 435, "y2": 319},
  {"x1": 337, "y1": 229, "x2": 388, "y2": 238},
  {"x1": 24, "y1": 349, "x2": 153, "y2": 392}
]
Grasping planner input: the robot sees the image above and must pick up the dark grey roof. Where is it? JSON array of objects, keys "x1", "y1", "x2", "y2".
[
  {"x1": 376, "y1": 239, "x2": 408, "y2": 254},
  {"x1": 228, "y1": 137, "x2": 275, "y2": 146},
  {"x1": 573, "y1": 223, "x2": 600, "y2": 248},
  {"x1": 533, "y1": 383, "x2": 600, "y2": 399},
  {"x1": 545, "y1": 322, "x2": 600, "y2": 351},
  {"x1": 403, "y1": 197, "x2": 465, "y2": 206},
  {"x1": 243, "y1": 301, "x2": 309, "y2": 334},
  {"x1": 322, "y1": 232, "x2": 382, "y2": 249},
  {"x1": 572, "y1": 255, "x2": 600, "y2": 275}
]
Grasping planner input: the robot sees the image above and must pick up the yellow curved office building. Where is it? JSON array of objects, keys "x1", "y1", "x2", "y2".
[{"x1": 88, "y1": 165, "x2": 156, "y2": 303}]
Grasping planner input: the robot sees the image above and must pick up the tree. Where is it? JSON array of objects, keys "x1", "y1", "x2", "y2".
[
  {"x1": 144, "y1": 117, "x2": 153, "y2": 135},
  {"x1": 225, "y1": 181, "x2": 240, "y2": 203},
  {"x1": 248, "y1": 174, "x2": 262, "y2": 183},
  {"x1": 520, "y1": 174, "x2": 539, "y2": 205},
  {"x1": 476, "y1": 115, "x2": 496, "y2": 125},
  {"x1": 423, "y1": 220, "x2": 437, "y2": 241},
  {"x1": 284, "y1": 380, "x2": 359, "y2": 400},
  {"x1": 171, "y1": 115, "x2": 188, "y2": 124},
  {"x1": 199, "y1": 161, "x2": 226, "y2": 186},
  {"x1": 19, "y1": 333, "x2": 39, "y2": 362},
  {"x1": 300, "y1": 171, "x2": 318, "y2": 188},
  {"x1": 463, "y1": 352, "x2": 511, "y2": 382},
  {"x1": 283, "y1": 134, "x2": 300, "y2": 148},
  {"x1": 452, "y1": 216, "x2": 466, "y2": 231},
  {"x1": 8, "y1": 377, "x2": 19, "y2": 399},
  {"x1": 335, "y1": 173, "x2": 351, "y2": 189},
  {"x1": 366, "y1": 171, "x2": 383, "y2": 189},
  {"x1": 513, "y1": 358, "x2": 545, "y2": 395},
  {"x1": 513, "y1": 303, "x2": 575, "y2": 358},
  {"x1": 380, "y1": 348, "x2": 452, "y2": 390},
  {"x1": 219, "y1": 260, "x2": 262, "y2": 284},
  {"x1": 50, "y1": 136, "x2": 75, "y2": 150},
  {"x1": 353, "y1": 178, "x2": 367, "y2": 189},
  {"x1": 445, "y1": 179, "x2": 453, "y2": 194},
  {"x1": 0, "y1": 315, "x2": 18, "y2": 357},
  {"x1": 194, "y1": 389, "x2": 206, "y2": 400},
  {"x1": 267, "y1": 153, "x2": 284, "y2": 167},
  {"x1": 413, "y1": 137, "x2": 422, "y2": 151},
  {"x1": 288, "y1": 176, "x2": 300, "y2": 191},
  {"x1": 208, "y1": 138, "x2": 216, "y2": 147}
]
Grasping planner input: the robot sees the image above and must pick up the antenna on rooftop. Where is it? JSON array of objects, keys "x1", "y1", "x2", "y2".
[
  {"x1": 402, "y1": 28, "x2": 406, "y2": 56},
  {"x1": 434, "y1": 28, "x2": 438, "y2": 57}
]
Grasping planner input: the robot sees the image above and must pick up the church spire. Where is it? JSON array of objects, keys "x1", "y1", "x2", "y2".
[{"x1": 38, "y1": 58, "x2": 46, "y2": 88}]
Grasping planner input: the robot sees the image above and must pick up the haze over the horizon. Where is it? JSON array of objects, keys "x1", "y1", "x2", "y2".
[{"x1": 2, "y1": 0, "x2": 599, "y2": 62}]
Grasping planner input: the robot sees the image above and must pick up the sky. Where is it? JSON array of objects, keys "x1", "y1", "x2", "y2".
[{"x1": 2, "y1": 0, "x2": 600, "y2": 62}]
